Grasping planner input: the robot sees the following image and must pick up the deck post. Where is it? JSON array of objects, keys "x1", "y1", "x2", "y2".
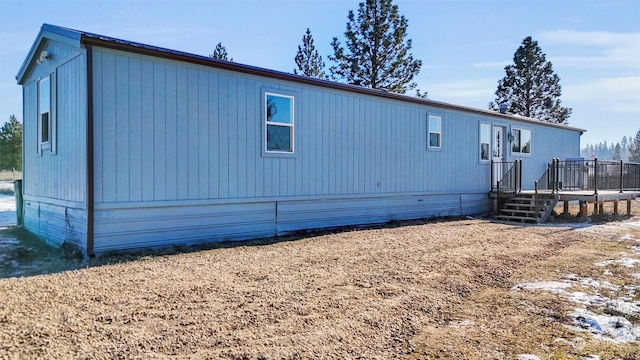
[
  {"x1": 619, "y1": 160, "x2": 623, "y2": 193},
  {"x1": 614, "y1": 201, "x2": 619, "y2": 215},
  {"x1": 578, "y1": 201, "x2": 585, "y2": 217},
  {"x1": 513, "y1": 160, "x2": 517, "y2": 192},
  {"x1": 594, "y1": 158, "x2": 599, "y2": 195},
  {"x1": 599, "y1": 202, "x2": 604, "y2": 215},
  {"x1": 491, "y1": 160, "x2": 494, "y2": 191},
  {"x1": 593, "y1": 202, "x2": 598, "y2": 216},
  {"x1": 551, "y1": 159, "x2": 556, "y2": 194},
  {"x1": 628, "y1": 199, "x2": 632, "y2": 215},
  {"x1": 563, "y1": 200, "x2": 569, "y2": 215},
  {"x1": 556, "y1": 158, "x2": 561, "y2": 192},
  {"x1": 518, "y1": 159, "x2": 523, "y2": 192},
  {"x1": 494, "y1": 180, "x2": 501, "y2": 214},
  {"x1": 534, "y1": 181, "x2": 539, "y2": 219}
]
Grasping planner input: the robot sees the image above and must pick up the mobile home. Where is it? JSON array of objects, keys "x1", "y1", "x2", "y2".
[{"x1": 16, "y1": 24, "x2": 583, "y2": 255}]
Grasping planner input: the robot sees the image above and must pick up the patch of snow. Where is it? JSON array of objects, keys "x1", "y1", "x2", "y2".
[
  {"x1": 514, "y1": 272, "x2": 640, "y2": 344},
  {"x1": 581, "y1": 355, "x2": 600, "y2": 360},
  {"x1": 568, "y1": 291, "x2": 605, "y2": 306},
  {"x1": 606, "y1": 298, "x2": 640, "y2": 316},
  {"x1": 576, "y1": 221, "x2": 640, "y2": 236},
  {"x1": 0, "y1": 194, "x2": 17, "y2": 227},
  {"x1": 618, "y1": 234, "x2": 636, "y2": 241},
  {"x1": 512, "y1": 281, "x2": 572, "y2": 292},
  {"x1": 622, "y1": 285, "x2": 639, "y2": 299},
  {"x1": 595, "y1": 257, "x2": 640, "y2": 268},
  {"x1": 517, "y1": 355, "x2": 540, "y2": 360},
  {"x1": 564, "y1": 274, "x2": 619, "y2": 291},
  {"x1": 568, "y1": 308, "x2": 640, "y2": 343},
  {"x1": 0, "y1": 181, "x2": 14, "y2": 191}
]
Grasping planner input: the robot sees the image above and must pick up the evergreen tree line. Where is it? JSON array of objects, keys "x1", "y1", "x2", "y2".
[
  {"x1": 580, "y1": 129, "x2": 640, "y2": 163},
  {"x1": 0, "y1": 115, "x2": 22, "y2": 171},
  {"x1": 210, "y1": 0, "x2": 571, "y2": 124}
]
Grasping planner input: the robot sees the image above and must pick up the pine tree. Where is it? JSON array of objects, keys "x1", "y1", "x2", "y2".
[
  {"x1": 328, "y1": 0, "x2": 422, "y2": 94},
  {"x1": 621, "y1": 136, "x2": 628, "y2": 160},
  {"x1": 489, "y1": 36, "x2": 572, "y2": 124},
  {"x1": 294, "y1": 28, "x2": 326, "y2": 79},
  {"x1": 209, "y1": 42, "x2": 232, "y2": 61},
  {"x1": 628, "y1": 129, "x2": 640, "y2": 163},
  {"x1": 0, "y1": 115, "x2": 23, "y2": 170},
  {"x1": 612, "y1": 143, "x2": 622, "y2": 160}
]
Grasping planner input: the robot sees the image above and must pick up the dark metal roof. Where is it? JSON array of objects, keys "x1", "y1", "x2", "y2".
[{"x1": 20, "y1": 23, "x2": 586, "y2": 134}]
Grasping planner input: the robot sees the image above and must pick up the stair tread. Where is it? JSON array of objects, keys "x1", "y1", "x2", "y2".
[
  {"x1": 494, "y1": 216, "x2": 538, "y2": 223},
  {"x1": 501, "y1": 210, "x2": 542, "y2": 215},
  {"x1": 502, "y1": 205, "x2": 547, "y2": 211},
  {"x1": 498, "y1": 213, "x2": 539, "y2": 218}
]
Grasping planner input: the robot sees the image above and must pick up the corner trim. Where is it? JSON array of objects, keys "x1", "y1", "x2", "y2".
[{"x1": 86, "y1": 44, "x2": 95, "y2": 257}]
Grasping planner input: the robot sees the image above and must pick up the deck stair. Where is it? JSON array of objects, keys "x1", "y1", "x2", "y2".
[{"x1": 495, "y1": 193, "x2": 558, "y2": 223}]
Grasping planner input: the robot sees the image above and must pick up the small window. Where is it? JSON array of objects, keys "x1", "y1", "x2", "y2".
[
  {"x1": 511, "y1": 128, "x2": 531, "y2": 155},
  {"x1": 480, "y1": 123, "x2": 490, "y2": 161},
  {"x1": 265, "y1": 93, "x2": 294, "y2": 153},
  {"x1": 39, "y1": 77, "x2": 51, "y2": 144},
  {"x1": 428, "y1": 115, "x2": 441, "y2": 148}
]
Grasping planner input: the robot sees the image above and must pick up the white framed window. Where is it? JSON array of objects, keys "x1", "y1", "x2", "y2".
[
  {"x1": 39, "y1": 76, "x2": 51, "y2": 145},
  {"x1": 480, "y1": 123, "x2": 490, "y2": 161},
  {"x1": 37, "y1": 73, "x2": 56, "y2": 155},
  {"x1": 511, "y1": 128, "x2": 531, "y2": 155},
  {"x1": 428, "y1": 115, "x2": 441, "y2": 149},
  {"x1": 265, "y1": 92, "x2": 294, "y2": 153}
]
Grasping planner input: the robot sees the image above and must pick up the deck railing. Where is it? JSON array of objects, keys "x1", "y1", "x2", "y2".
[
  {"x1": 491, "y1": 160, "x2": 522, "y2": 193},
  {"x1": 543, "y1": 158, "x2": 640, "y2": 194}
]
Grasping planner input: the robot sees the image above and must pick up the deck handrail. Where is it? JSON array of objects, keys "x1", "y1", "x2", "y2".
[
  {"x1": 491, "y1": 160, "x2": 522, "y2": 193},
  {"x1": 536, "y1": 158, "x2": 640, "y2": 194}
]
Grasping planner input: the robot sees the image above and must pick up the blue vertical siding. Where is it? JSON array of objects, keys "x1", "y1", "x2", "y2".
[
  {"x1": 92, "y1": 47, "x2": 580, "y2": 201},
  {"x1": 21, "y1": 39, "x2": 87, "y2": 247},
  {"x1": 23, "y1": 48, "x2": 87, "y2": 203},
  {"x1": 86, "y1": 46, "x2": 581, "y2": 253}
]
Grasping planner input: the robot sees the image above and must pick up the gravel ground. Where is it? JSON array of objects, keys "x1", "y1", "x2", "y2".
[{"x1": 0, "y1": 200, "x2": 638, "y2": 359}]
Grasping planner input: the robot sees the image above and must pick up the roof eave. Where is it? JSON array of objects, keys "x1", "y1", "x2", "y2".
[
  {"x1": 22, "y1": 24, "x2": 582, "y2": 134},
  {"x1": 80, "y1": 35, "x2": 586, "y2": 134}
]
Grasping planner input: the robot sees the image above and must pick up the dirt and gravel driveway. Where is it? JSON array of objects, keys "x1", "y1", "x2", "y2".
[{"x1": 0, "y1": 201, "x2": 638, "y2": 359}]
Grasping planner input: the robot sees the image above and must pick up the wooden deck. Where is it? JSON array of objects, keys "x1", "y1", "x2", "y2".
[
  {"x1": 520, "y1": 189, "x2": 640, "y2": 202},
  {"x1": 490, "y1": 189, "x2": 640, "y2": 218}
]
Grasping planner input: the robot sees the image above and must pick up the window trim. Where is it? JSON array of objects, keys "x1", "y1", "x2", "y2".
[
  {"x1": 38, "y1": 76, "x2": 51, "y2": 147},
  {"x1": 427, "y1": 114, "x2": 442, "y2": 150},
  {"x1": 479, "y1": 122, "x2": 491, "y2": 162},
  {"x1": 263, "y1": 90, "x2": 295, "y2": 156},
  {"x1": 37, "y1": 72, "x2": 57, "y2": 156},
  {"x1": 511, "y1": 127, "x2": 531, "y2": 156}
]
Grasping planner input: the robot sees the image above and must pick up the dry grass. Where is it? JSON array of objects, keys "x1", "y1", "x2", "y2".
[
  {"x1": 0, "y1": 170, "x2": 21, "y2": 181},
  {"x1": 0, "y1": 201, "x2": 639, "y2": 359}
]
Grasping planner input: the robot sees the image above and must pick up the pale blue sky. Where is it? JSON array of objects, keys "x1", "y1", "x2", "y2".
[{"x1": 1, "y1": 0, "x2": 638, "y2": 146}]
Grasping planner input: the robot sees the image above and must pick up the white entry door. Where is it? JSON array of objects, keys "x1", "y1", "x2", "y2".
[{"x1": 492, "y1": 125, "x2": 505, "y2": 185}]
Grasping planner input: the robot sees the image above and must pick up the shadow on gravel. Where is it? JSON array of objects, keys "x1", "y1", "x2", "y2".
[{"x1": 0, "y1": 215, "x2": 475, "y2": 279}]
